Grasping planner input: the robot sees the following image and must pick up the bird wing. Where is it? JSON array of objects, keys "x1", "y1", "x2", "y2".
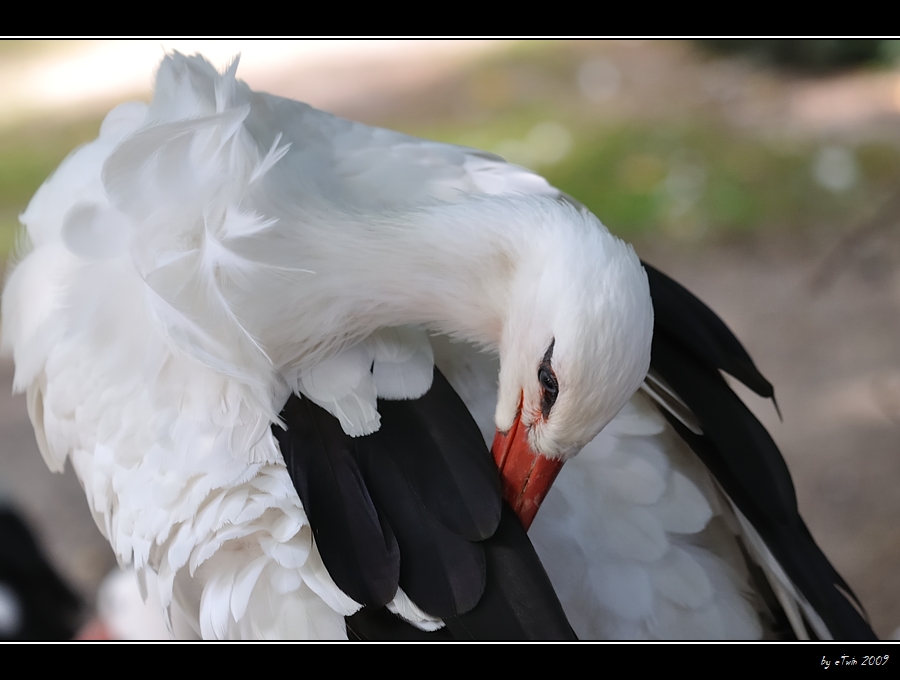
[
  {"x1": 642, "y1": 264, "x2": 875, "y2": 640},
  {"x1": 274, "y1": 366, "x2": 575, "y2": 640},
  {"x1": 3, "y1": 216, "x2": 361, "y2": 639},
  {"x1": 1, "y1": 83, "x2": 361, "y2": 640}
]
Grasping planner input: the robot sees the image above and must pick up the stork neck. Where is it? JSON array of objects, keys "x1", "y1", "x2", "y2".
[
  {"x1": 245, "y1": 195, "x2": 593, "y2": 372},
  {"x1": 326, "y1": 207, "x2": 521, "y2": 348}
]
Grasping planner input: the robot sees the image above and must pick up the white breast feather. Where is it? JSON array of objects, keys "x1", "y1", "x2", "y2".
[{"x1": 528, "y1": 391, "x2": 764, "y2": 640}]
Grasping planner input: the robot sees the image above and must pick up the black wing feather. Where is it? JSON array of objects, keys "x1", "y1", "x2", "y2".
[
  {"x1": 371, "y1": 374, "x2": 501, "y2": 542},
  {"x1": 650, "y1": 336, "x2": 796, "y2": 525},
  {"x1": 354, "y1": 433, "x2": 487, "y2": 617},
  {"x1": 645, "y1": 260, "x2": 876, "y2": 640},
  {"x1": 272, "y1": 396, "x2": 400, "y2": 607},
  {"x1": 346, "y1": 504, "x2": 576, "y2": 641},
  {"x1": 644, "y1": 263, "x2": 773, "y2": 399},
  {"x1": 443, "y1": 504, "x2": 576, "y2": 640},
  {"x1": 276, "y1": 367, "x2": 572, "y2": 638}
]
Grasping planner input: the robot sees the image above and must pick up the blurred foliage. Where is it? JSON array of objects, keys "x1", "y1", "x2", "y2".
[
  {"x1": 418, "y1": 116, "x2": 900, "y2": 241},
  {"x1": 2, "y1": 41, "x2": 900, "y2": 261},
  {"x1": 699, "y1": 40, "x2": 900, "y2": 73},
  {"x1": 394, "y1": 41, "x2": 900, "y2": 243},
  {"x1": 545, "y1": 127, "x2": 900, "y2": 240}
]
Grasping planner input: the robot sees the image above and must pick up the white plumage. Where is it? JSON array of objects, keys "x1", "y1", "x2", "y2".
[
  {"x1": 1, "y1": 53, "x2": 860, "y2": 640},
  {"x1": 532, "y1": 393, "x2": 762, "y2": 638}
]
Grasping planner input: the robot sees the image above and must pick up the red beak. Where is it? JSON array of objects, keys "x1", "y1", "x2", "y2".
[{"x1": 491, "y1": 403, "x2": 564, "y2": 531}]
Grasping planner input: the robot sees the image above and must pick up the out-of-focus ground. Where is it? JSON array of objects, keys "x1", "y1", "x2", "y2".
[{"x1": 1, "y1": 40, "x2": 900, "y2": 638}]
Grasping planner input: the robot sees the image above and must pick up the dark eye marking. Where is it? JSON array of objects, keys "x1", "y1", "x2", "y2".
[
  {"x1": 539, "y1": 339, "x2": 558, "y2": 420},
  {"x1": 539, "y1": 366, "x2": 557, "y2": 393}
]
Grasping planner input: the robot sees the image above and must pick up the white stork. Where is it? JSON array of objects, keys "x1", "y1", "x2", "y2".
[{"x1": 1, "y1": 53, "x2": 875, "y2": 640}]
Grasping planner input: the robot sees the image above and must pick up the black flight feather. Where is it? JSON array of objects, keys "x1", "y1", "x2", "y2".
[
  {"x1": 346, "y1": 504, "x2": 576, "y2": 641},
  {"x1": 272, "y1": 395, "x2": 400, "y2": 607},
  {"x1": 645, "y1": 262, "x2": 876, "y2": 640},
  {"x1": 644, "y1": 262, "x2": 774, "y2": 400},
  {"x1": 371, "y1": 372, "x2": 501, "y2": 542},
  {"x1": 649, "y1": 337, "x2": 796, "y2": 525},
  {"x1": 354, "y1": 434, "x2": 487, "y2": 617},
  {"x1": 276, "y1": 368, "x2": 573, "y2": 639},
  {"x1": 443, "y1": 504, "x2": 576, "y2": 641}
]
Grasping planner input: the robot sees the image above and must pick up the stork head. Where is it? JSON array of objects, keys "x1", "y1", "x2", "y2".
[{"x1": 491, "y1": 207, "x2": 653, "y2": 526}]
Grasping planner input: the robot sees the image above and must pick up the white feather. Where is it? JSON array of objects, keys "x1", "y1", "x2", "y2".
[
  {"x1": 650, "y1": 470, "x2": 714, "y2": 534},
  {"x1": 649, "y1": 546, "x2": 714, "y2": 609},
  {"x1": 370, "y1": 326, "x2": 434, "y2": 400},
  {"x1": 387, "y1": 589, "x2": 445, "y2": 632},
  {"x1": 292, "y1": 342, "x2": 380, "y2": 436}
]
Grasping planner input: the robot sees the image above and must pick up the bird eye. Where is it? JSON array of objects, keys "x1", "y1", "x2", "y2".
[
  {"x1": 539, "y1": 366, "x2": 557, "y2": 394},
  {"x1": 538, "y1": 364, "x2": 558, "y2": 419}
]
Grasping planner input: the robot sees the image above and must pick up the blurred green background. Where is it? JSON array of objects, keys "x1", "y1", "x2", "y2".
[{"x1": 3, "y1": 40, "x2": 900, "y2": 258}]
